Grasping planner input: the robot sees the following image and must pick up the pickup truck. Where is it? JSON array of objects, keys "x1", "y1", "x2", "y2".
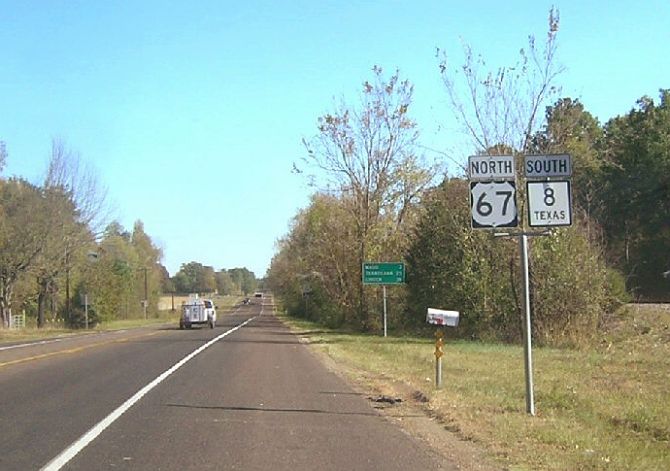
[{"x1": 179, "y1": 297, "x2": 216, "y2": 329}]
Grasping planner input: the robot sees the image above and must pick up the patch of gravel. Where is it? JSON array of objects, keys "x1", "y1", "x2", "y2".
[{"x1": 627, "y1": 303, "x2": 670, "y2": 313}]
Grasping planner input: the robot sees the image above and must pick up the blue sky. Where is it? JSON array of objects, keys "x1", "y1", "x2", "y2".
[{"x1": 2, "y1": 1, "x2": 668, "y2": 277}]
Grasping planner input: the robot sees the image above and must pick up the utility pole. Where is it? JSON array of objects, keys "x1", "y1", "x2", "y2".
[
  {"x1": 84, "y1": 294, "x2": 89, "y2": 330},
  {"x1": 142, "y1": 267, "x2": 148, "y2": 319},
  {"x1": 65, "y1": 246, "x2": 70, "y2": 323}
]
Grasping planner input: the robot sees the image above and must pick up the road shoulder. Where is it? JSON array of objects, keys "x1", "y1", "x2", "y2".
[{"x1": 298, "y1": 335, "x2": 503, "y2": 471}]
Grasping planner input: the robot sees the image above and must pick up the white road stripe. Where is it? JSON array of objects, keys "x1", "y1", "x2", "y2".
[
  {"x1": 0, "y1": 330, "x2": 133, "y2": 352},
  {"x1": 4, "y1": 305, "x2": 245, "y2": 353},
  {"x1": 0, "y1": 337, "x2": 67, "y2": 351},
  {"x1": 40, "y1": 316, "x2": 257, "y2": 471}
]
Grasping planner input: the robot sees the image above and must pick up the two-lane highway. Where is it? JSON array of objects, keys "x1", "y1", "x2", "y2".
[{"x1": 1, "y1": 298, "x2": 451, "y2": 470}]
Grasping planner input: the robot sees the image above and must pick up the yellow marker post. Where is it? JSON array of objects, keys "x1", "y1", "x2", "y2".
[
  {"x1": 427, "y1": 308, "x2": 459, "y2": 390},
  {"x1": 435, "y1": 329, "x2": 444, "y2": 388}
]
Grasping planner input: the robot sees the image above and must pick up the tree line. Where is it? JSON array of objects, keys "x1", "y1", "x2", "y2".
[
  {"x1": 268, "y1": 10, "x2": 669, "y2": 346},
  {"x1": 0, "y1": 140, "x2": 258, "y2": 328},
  {"x1": 168, "y1": 262, "x2": 258, "y2": 297},
  {"x1": 0, "y1": 138, "x2": 168, "y2": 328}
]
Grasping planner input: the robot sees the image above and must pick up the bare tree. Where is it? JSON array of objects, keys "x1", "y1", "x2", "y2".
[
  {"x1": 436, "y1": 8, "x2": 565, "y2": 331},
  {"x1": 302, "y1": 66, "x2": 438, "y2": 328},
  {"x1": 0, "y1": 141, "x2": 7, "y2": 173},
  {"x1": 438, "y1": 7, "x2": 563, "y2": 154},
  {"x1": 44, "y1": 138, "x2": 109, "y2": 234},
  {"x1": 32, "y1": 139, "x2": 109, "y2": 327}
]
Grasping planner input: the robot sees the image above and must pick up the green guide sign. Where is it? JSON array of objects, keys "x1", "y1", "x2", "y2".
[{"x1": 362, "y1": 262, "x2": 405, "y2": 285}]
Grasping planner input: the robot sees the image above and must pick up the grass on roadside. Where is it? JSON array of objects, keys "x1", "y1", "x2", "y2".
[
  {"x1": 0, "y1": 325, "x2": 80, "y2": 344},
  {"x1": 280, "y1": 307, "x2": 670, "y2": 471},
  {"x1": 0, "y1": 295, "x2": 243, "y2": 344},
  {"x1": 0, "y1": 296, "x2": 247, "y2": 344},
  {"x1": 0, "y1": 312, "x2": 178, "y2": 344},
  {"x1": 98, "y1": 314, "x2": 177, "y2": 330}
]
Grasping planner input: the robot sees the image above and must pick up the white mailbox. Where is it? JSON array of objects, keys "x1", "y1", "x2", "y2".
[{"x1": 427, "y1": 308, "x2": 460, "y2": 327}]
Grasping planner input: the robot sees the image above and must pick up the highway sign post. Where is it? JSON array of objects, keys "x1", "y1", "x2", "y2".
[
  {"x1": 467, "y1": 153, "x2": 574, "y2": 416},
  {"x1": 363, "y1": 262, "x2": 405, "y2": 337},
  {"x1": 519, "y1": 233, "x2": 534, "y2": 415}
]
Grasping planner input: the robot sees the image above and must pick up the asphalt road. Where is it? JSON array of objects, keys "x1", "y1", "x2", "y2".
[{"x1": 0, "y1": 298, "x2": 451, "y2": 470}]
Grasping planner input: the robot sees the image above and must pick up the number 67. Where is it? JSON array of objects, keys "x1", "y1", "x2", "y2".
[{"x1": 477, "y1": 191, "x2": 513, "y2": 216}]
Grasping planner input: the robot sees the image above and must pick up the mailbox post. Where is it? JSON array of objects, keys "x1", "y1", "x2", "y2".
[
  {"x1": 426, "y1": 308, "x2": 459, "y2": 389},
  {"x1": 434, "y1": 329, "x2": 444, "y2": 388}
]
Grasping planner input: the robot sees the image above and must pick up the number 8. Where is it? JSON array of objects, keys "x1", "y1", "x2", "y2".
[{"x1": 544, "y1": 188, "x2": 555, "y2": 206}]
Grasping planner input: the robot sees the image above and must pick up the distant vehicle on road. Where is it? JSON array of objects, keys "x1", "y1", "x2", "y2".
[
  {"x1": 254, "y1": 292, "x2": 263, "y2": 298},
  {"x1": 180, "y1": 297, "x2": 216, "y2": 329}
]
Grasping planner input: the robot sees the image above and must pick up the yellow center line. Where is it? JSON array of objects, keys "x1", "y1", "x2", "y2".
[{"x1": 0, "y1": 331, "x2": 162, "y2": 369}]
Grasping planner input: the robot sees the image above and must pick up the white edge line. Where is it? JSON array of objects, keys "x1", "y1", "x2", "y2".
[
  {"x1": 41, "y1": 316, "x2": 257, "y2": 471},
  {"x1": 0, "y1": 337, "x2": 66, "y2": 351}
]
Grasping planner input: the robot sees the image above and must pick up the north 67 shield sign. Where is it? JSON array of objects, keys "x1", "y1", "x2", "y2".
[{"x1": 470, "y1": 181, "x2": 518, "y2": 229}]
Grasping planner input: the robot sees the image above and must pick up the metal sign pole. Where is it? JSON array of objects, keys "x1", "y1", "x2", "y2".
[
  {"x1": 520, "y1": 234, "x2": 535, "y2": 416},
  {"x1": 383, "y1": 285, "x2": 388, "y2": 337}
]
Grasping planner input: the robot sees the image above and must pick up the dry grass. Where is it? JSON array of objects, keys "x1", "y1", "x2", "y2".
[
  {"x1": 0, "y1": 313, "x2": 177, "y2": 344},
  {"x1": 0, "y1": 325, "x2": 78, "y2": 343},
  {"x1": 158, "y1": 294, "x2": 241, "y2": 311},
  {"x1": 282, "y1": 305, "x2": 670, "y2": 470}
]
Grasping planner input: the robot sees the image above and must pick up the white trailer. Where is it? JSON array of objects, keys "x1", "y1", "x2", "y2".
[{"x1": 180, "y1": 297, "x2": 216, "y2": 329}]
